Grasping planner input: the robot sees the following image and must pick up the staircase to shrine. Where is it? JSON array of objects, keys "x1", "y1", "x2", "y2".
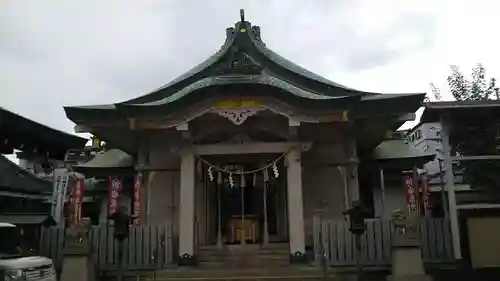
[
  {"x1": 149, "y1": 243, "x2": 341, "y2": 280},
  {"x1": 197, "y1": 243, "x2": 290, "y2": 268}
]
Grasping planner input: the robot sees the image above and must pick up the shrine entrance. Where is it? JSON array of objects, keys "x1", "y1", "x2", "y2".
[{"x1": 200, "y1": 155, "x2": 289, "y2": 247}]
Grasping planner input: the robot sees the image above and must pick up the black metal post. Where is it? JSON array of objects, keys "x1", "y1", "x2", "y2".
[
  {"x1": 343, "y1": 201, "x2": 370, "y2": 281},
  {"x1": 319, "y1": 222, "x2": 328, "y2": 280},
  {"x1": 109, "y1": 206, "x2": 132, "y2": 281},
  {"x1": 316, "y1": 202, "x2": 329, "y2": 280},
  {"x1": 355, "y1": 234, "x2": 363, "y2": 281},
  {"x1": 117, "y1": 239, "x2": 124, "y2": 281}
]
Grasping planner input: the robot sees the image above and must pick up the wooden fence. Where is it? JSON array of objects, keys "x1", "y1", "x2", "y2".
[
  {"x1": 38, "y1": 224, "x2": 175, "y2": 271},
  {"x1": 40, "y1": 218, "x2": 453, "y2": 270},
  {"x1": 313, "y1": 217, "x2": 454, "y2": 267}
]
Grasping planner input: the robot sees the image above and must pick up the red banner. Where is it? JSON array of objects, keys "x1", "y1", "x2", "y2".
[
  {"x1": 74, "y1": 177, "x2": 85, "y2": 222},
  {"x1": 108, "y1": 177, "x2": 123, "y2": 215},
  {"x1": 67, "y1": 175, "x2": 85, "y2": 226},
  {"x1": 403, "y1": 172, "x2": 418, "y2": 216},
  {"x1": 133, "y1": 172, "x2": 142, "y2": 225}
]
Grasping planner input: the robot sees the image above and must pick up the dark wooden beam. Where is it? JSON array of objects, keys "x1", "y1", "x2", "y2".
[{"x1": 0, "y1": 146, "x2": 14, "y2": 154}]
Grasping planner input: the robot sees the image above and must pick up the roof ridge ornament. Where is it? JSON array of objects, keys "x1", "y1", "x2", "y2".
[{"x1": 240, "y1": 9, "x2": 245, "y2": 22}]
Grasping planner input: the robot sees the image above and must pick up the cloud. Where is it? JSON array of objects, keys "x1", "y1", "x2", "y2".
[{"x1": 0, "y1": 0, "x2": 495, "y2": 139}]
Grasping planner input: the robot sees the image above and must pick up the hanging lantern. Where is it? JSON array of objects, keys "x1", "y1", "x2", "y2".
[
  {"x1": 229, "y1": 173, "x2": 234, "y2": 188},
  {"x1": 272, "y1": 162, "x2": 279, "y2": 178},
  {"x1": 263, "y1": 169, "x2": 269, "y2": 183},
  {"x1": 217, "y1": 170, "x2": 222, "y2": 185},
  {"x1": 208, "y1": 166, "x2": 214, "y2": 182},
  {"x1": 240, "y1": 170, "x2": 246, "y2": 188}
]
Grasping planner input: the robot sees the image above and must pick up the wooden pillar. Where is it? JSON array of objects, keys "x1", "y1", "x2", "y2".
[
  {"x1": 438, "y1": 160, "x2": 449, "y2": 218},
  {"x1": 216, "y1": 172, "x2": 223, "y2": 249},
  {"x1": 178, "y1": 150, "x2": 196, "y2": 266},
  {"x1": 379, "y1": 167, "x2": 386, "y2": 218},
  {"x1": 263, "y1": 168, "x2": 270, "y2": 245},
  {"x1": 441, "y1": 116, "x2": 462, "y2": 260},
  {"x1": 137, "y1": 137, "x2": 150, "y2": 225},
  {"x1": 346, "y1": 128, "x2": 360, "y2": 203},
  {"x1": 286, "y1": 147, "x2": 307, "y2": 263},
  {"x1": 240, "y1": 174, "x2": 246, "y2": 245}
]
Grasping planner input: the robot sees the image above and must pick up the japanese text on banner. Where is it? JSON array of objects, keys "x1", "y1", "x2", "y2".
[
  {"x1": 403, "y1": 173, "x2": 418, "y2": 216},
  {"x1": 73, "y1": 178, "x2": 85, "y2": 223},
  {"x1": 133, "y1": 173, "x2": 142, "y2": 225},
  {"x1": 108, "y1": 177, "x2": 123, "y2": 215}
]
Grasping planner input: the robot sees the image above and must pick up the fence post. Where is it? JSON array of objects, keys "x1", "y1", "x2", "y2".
[
  {"x1": 313, "y1": 215, "x2": 321, "y2": 264},
  {"x1": 38, "y1": 227, "x2": 45, "y2": 254}
]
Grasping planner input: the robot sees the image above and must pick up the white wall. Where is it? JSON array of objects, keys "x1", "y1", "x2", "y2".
[{"x1": 408, "y1": 122, "x2": 468, "y2": 187}]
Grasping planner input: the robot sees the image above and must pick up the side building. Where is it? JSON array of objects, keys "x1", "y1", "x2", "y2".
[{"x1": 0, "y1": 106, "x2": 87, "y2": 220}]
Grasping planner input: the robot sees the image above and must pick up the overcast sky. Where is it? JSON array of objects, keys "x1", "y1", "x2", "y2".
[{"x1": 1, "y1": 0, "x2": 499, "y2": 139}]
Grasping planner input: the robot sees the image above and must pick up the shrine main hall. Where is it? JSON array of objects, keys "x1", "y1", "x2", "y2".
[{"x1": 64, "y1": 11, "x2": 424, "y2": 265}]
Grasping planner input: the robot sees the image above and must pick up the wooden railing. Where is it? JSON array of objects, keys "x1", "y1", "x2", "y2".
[
  {"x1": 38, "y1": 224, "x2": 174, "y2": 271},
  {"x1": 40, "y1": 218, "x2": 453, "y2": 270},
  {"x1": 312, "y1": 217, "x2": 454, "y2": 267}
]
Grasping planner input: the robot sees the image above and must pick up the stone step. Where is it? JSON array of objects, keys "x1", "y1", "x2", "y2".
[
  {"x1": 198, "y1": 244, "x2": 289, "y2": 256},
  {"x1": 149, "y1": 267, "x2": 342, "y2": 280},
  {"x1": 198, "y1": 247, "x2": 288, "y2": 253},
  {"x1": 98, "y1": 268, "x2": 381, "y2": 281},
  {"x1": 199, "y1": 259, "x2": 290, "y2": 269},
  {"x1": 103, "y1": 274, "x2": 341, "y2": 281},
  {"x1": 146, "y1": 276, "x2": 339, "y2": 280},
  {"x1": 199, "y1": 243, "x2": 289, "y2": 249},
  {"x1": 197, "y1": 254, "x2": 289, "y2": 262},
  {"x1": 198, "y1": 250, "x2": 289, "y2": 257}
]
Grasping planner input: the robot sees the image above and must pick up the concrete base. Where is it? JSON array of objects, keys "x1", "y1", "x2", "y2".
[
  {"x1": 388, "y1": 232, "x2": 432, "y2": 281},
  {"x1": 60, "y1": 255, "x2": 94, "y2": 281},
  {"x1": 392, "y1": 247, "x2": 426, "y2": 276}
]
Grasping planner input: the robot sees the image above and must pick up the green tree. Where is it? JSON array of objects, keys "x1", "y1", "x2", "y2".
[
  {"x1": 429, "y1": 82, "x2": 441, "y2": 101},
  {"x1": 434, "y1": 64, "x2": 500, "y2": 193},
  {"x1": 446, "y1": 63, "x2": 497, "y2": 101}
]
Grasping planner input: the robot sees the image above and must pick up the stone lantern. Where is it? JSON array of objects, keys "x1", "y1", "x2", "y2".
[
  {"x1": 60, "y1": 218, "x2": 94, "y2": 281},
  {"x1": 386, "y1": 209, "x2": 431, "y2": 281}
]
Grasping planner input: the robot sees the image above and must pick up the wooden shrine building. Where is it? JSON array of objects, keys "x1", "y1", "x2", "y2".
[
  {"x1": 0, "y1": 107, "x2": 86, "y2": 252},
  {"x1": 64, "y1": 11, "x2": 432, "y2": 266},
  {"x1": 0, "y1": 106, "x2": 87, "y2": 160},
  {"x1": 0, "y1": 106, "x2": 87, "y2": 211}
]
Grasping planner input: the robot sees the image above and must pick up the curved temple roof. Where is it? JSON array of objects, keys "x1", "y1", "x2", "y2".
[
  {"x1": 0, "y1": 154, "x2": 52, "y2": 194},
  {"x1": 122, "y1": 12, "x2": 364, "y2": 105},
  {"x1": 0, "y1": 107, "x2": 87, "y2": 158},
  {"x1": 64, "y1": 10, "x2": 425, "y2": 122}
]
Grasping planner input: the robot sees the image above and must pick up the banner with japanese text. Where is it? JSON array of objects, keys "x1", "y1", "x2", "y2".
[
  {"x1": 420, "y1": 172, "x2": 430, "y2": 216},
  {"x1": 73, "y1": 176, "x2": 85, "y2": 223},
  {"x1": 403, "y1": 172, "x2": 419, "y2": 216},
  {"x1": 108, "y1": 177, "x2": 123, "y2": 215},
  {"x1": 133, "y1": 172, "x2": 142, "y2": 225},
  {"x1": 51, "y1": 168, "x2": 69, "y2": 224}
]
